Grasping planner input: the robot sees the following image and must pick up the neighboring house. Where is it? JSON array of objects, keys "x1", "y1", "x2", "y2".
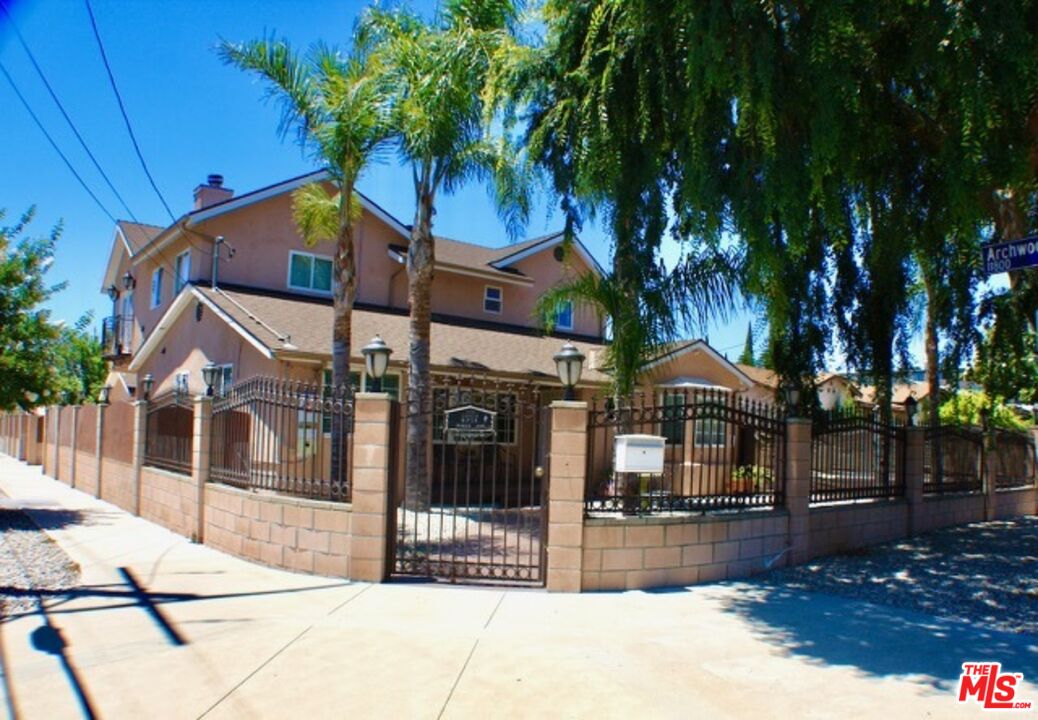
[{"x1": 734, "y1": 363, "x2": 861, "y2": 410}]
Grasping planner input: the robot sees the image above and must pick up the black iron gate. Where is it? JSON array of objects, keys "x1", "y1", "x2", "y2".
[{"x1": 390, "y1": 377, "x2": 550, "y2": 585}]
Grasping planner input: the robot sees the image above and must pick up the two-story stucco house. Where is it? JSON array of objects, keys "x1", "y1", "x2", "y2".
[{"x1": 99, "y1": 170, "x2": 768, "y2": 406}]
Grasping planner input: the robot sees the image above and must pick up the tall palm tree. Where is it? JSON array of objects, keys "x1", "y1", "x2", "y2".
[
  {"x1": 220, "y1": 37, "x2": 390, "y2": 480},
  {"x1": 360, "y1": 1, "x2": 531, "y2": 510}
]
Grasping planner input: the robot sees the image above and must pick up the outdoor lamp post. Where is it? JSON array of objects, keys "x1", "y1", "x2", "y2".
[
  {"x1": 979, "y1": 404, "x2": 991, "y2": 433},
  {"x1": 201, "y1": 362, "x2": 219, "y2": 397},
  {"x1": 782, "y1": 383, "x2": 801, "y2": 417},
  {"x1": 141, "y1": 373, "x2": 154, "y2": 401},
  {"x1": 361, "y1": 335, "x2": 392, "y2": 392},
  {"x1": 553, "y1": 342, "x2": 585, "y2": 401},
  {"x1": 903, "y1": 395, "x2": 918, "y2": 426},
  {"x1": 122, "y1": 271, "x2": 135, "y2": 290},
  {"x1": 97, "y1": 385, "x2": 111, "y2": 406}
]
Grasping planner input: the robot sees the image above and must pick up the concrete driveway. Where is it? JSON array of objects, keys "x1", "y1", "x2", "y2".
[{"x1": 0, "y1": 456, "x2": 1034, "y2": 719}]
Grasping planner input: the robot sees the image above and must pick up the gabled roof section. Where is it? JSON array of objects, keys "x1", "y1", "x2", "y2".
[
  {"x1": 735, "y1": 363, "x2": 780, "y2": 390},
  {"x1": 127, "y1": 285, "x2": 277, "y2": 372},
  {"x1": 489, "y1": 231, "x2": 605, "y2": 277},
  {"x1": 643, "y1": 340, "x2": 755, "y2": 388},
  {"x1": 100, "y1": 221, "x2": 163, "y2": 292}
]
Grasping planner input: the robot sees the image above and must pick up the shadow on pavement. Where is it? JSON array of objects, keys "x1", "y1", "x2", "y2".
[{"x1": 718, "y1": 583, "x2": 1038, "y2": 690}]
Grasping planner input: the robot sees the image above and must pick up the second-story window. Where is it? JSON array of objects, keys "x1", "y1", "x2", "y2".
[
  {"x1": 150, "y1": 268, "x2": 163, "y2": 308},
  {"x1": 288, "y1": 251, "x2": 333, "y2": 294},
  {"x1": 555, "y1": 300, "x2": 574, "y2": 330},
  {"x1": 174, "y1": 251, "x2": 191, "y2": 294},
  {"x1": 483, "y1": 285, "x2": 502, "y2": 314}
]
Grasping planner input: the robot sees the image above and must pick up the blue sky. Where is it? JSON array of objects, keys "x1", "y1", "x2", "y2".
[{"x1": 2, "y1": 0, "x2": 778, "y2": 364}]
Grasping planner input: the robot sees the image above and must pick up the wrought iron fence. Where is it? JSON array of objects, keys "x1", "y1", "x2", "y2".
[
  {"x1": 993, "y1": 429, "x2": 1036, "y2": 490},
  {"x1": 585, "y1": 389, "x2": 786, "y2": 514},
  {"x1": 210, "y1": 376, "x2": 354, "y2": 502},
  {"x1": 811, "y1": 407, "x2": 905, "y2": 503},
  {"x1": 923, "y1": 425, "x2": 983, "y2": 494},
  {"x1": 144, "y1": 391, "x2": 193, "y2": 474}
]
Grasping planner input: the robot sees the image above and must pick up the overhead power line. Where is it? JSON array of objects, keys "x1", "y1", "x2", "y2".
[
  {"x1": 0, "y1": 1, "x2": 140, "y2": 224},
  {"x1": 83, "y1": 0, "x2": 177, "y2": 224},
  {"x1": 0, "y1": 61, "x2": 117, "y2": 224}
]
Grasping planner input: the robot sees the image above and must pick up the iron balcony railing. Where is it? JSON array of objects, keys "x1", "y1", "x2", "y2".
[{"x1": 101, "y1": 315, "x2": 134, "y2": 358}]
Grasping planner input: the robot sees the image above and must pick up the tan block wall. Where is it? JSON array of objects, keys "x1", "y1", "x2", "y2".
[
  {"x1": 140, "y1": 466, "x2": 198, "y2": 540},
  {"x1": 994, "y1": 487, "x2": 1037, "y2": 519},
  {"x1": 100, "y1": 459, "x2": 137, "y2": 513},
  {"x1": 204, "y1": 483, "x2": 351, "y2": 577},
  {"x1": 74, "y1": 449, "x2": 99, "y2": 496},
  {"x1": 916, "y1": 493, "x2": 985, "y2": 534},
  {"x1": 808, "y1": 500, "x2": 908, "y2": 558},
  {"x1": 581, "y1": 511, "x2": 789, "y2": 591}
]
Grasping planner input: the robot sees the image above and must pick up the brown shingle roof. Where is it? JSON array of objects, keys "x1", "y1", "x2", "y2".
[
  {"x1": 198, "y1": 286, "x2": 610, "y2": 383},
  {"x1": 858, "y1": 381, "x2": 930, "y2": 406},
  {"x1": 734, "y1": 363, "x2": 780, "y2": 389},
  {"x1": 117, "y1": 221, "x2": 164, "y2": 253}
]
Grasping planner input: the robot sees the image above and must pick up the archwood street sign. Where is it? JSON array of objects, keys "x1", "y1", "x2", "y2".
[{"x1": 982, "y1": 236, "x2": 1038, "y2": 275}]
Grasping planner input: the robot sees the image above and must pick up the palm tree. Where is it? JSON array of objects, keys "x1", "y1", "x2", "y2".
[
  {"x1": 537, "y1": 245, "x2": 740, "y2": 400},
  {"x1": 220, "y1": 37, "x2": 390, "y2": 481},
  {"x1": 360, "y1": 1, "x2": 530, "y2": 510}
]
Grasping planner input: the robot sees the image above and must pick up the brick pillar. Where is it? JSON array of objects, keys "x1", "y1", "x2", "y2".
[
  {"x1": 132, "y1": 400, "x2": 148, "y2": 516},
  {"x1": 546, "y1": 400, "x2": 588, "y2": 592},
  {"x1": 95, "y1": 402, "x2": 107, "y2": 499},
  {"x1": 904, "y1": 427, "x2": 925, "y2": 535},
  {"x1": 51, "y1": 407, "x2": 60, "y2": 479},
  {"x1": 69, "y1": 405, "x2": 80, "y2": 488},
  {"x1": 350, "y1": 392, "x2": 393, "y2": 582},
  {"x1": 192, "y1": 395, "x2": 213, "y2": 543},
  {"x1": 785, "y1": 418, "x2": 812, "y2": 565},
  {"x1": 984, "y1": 430, "x2": 998, "y2": 521}
]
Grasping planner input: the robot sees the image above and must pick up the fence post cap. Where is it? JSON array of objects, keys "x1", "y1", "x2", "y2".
[
  {"x1": 355, "y1": 392, "x2": 391, "y2": 400},
  {"x1": 549, "y1": 400, "x2": 588, "y2": 410}
]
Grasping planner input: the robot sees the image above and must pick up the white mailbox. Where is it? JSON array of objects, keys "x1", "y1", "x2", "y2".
[{"x1": 613, "y1": 434, "x2": 666, "y2": 473}]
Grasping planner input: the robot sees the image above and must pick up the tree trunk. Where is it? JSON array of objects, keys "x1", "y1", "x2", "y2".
[
  {"x1": 405, "y1": 191, "x2": 435, "y2": 512},
  {"x1": 330, "y1": 216, "x2": 356, "y2": 492},
  {"x1": 922, "y1": 268, "x2": 943, "y2": 487}
]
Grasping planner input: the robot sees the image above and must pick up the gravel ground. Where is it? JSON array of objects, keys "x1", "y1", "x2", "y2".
[
  {"x1": 756, "y1": 516, "x2": 1038, "y2": 635},
  {"x1": 0, "y1": 497, "x2": 80, "y2": 618}
]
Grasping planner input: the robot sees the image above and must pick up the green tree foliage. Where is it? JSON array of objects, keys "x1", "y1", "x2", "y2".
[
  {"x1": 738, "y1": 324, "x2": 755, "y2": 367},
  {"x1": 0, "y1": 208, "x2": 102, "y2": 410},
  {"x1": 969, "y1": 288, "x2": 1038, "y2": 405},
  {"x1": 52, "y1": 313, "x2": 107, "y2": 405},
  {"x1": 939, "y1": 390, "x2": 1027, "y2": 432},
  {"x1": 507, "y1": 0, "x2": 1038, "y2": 413}
]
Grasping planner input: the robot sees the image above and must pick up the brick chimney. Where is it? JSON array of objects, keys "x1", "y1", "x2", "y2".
[{"x1": 193, "y1": 174, "x2": 233, "y2": 210}]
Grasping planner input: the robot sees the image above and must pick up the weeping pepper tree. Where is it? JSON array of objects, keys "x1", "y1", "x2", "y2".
[{"x1": 359, "y1": 0, "x2": 531, "y2": 509}]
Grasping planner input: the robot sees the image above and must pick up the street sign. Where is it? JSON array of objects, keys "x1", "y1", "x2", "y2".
[{"x1": 982, "y1": 235, "x2": 1038, "y2": 275}]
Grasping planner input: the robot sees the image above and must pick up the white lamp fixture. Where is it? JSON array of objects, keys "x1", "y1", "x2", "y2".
[
  {"x1": 903, "y1": 394, "x2": 918, "y2": 426},
  {"x1": 361, "y1": 335, "x2": 392, "y2": 393},
  {"x1": 553, "y1": 342, "x2": 585, "y2": 401},
  {"x1": 201, "y1": 362, "x2": 219, "y2": 397},
  {"x1": 97, "y1": 385, "x2": 111, "y2": 405}
]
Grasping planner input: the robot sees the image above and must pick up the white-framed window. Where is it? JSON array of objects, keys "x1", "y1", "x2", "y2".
[
  {"x1": 174, "y1": 371, "x2": 189, "y2": 395},
  {"x1": 483, "y1": 285, "x2": 502, "y2": 314},
  {"x1": 555, "y1": 300, "x2": 574, "y2": 330},
  {"x1": 212, "y1": 364, "x2": 234, "y2": 396},
  {"x1": 661, "y1": 392, "x2": 685, "y2": 445},
  {"x1": 694, "y1": 416, "x2": 727, "y2": 446},
  {"x1": 288, "y1": 251, "x2": 333, "y2": 294},
  {"x1": 174, "y1": 250, "x2": 191, "y2": 294},
  {"x1": 150, "y1": 268, "x2": 164, "y2": 308}
]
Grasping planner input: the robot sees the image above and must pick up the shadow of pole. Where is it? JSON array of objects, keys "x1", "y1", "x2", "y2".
[{"x1": 29, "y1": 598, "x2": 98, "y2": 719}]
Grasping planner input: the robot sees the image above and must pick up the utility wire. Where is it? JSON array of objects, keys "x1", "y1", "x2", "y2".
[
  {"x1": 0, "y1": 1, "x2": 140, "y2": 224},
  {"x1": 0, "y1": 61, "x2": 117, "y2": 224},
  {"x1": 83, "y1": 0, "x2": 177, "y2": 224}
]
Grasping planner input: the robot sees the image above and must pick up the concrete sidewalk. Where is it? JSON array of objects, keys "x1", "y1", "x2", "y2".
[{"x1": 0, "y1": 456, "x2": 1033, "y2": 719}]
